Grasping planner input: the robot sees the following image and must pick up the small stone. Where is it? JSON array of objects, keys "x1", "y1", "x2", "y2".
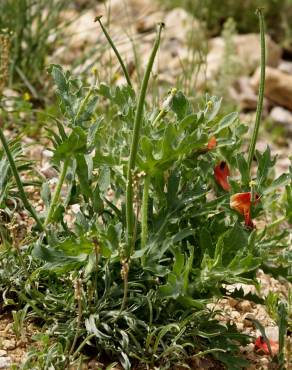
[
  {"x1": 270, "y1": 106, "x2": 292, "y2": 126},
  {"x1": 0, "y1": 357, "x2": 11, "y2": 369},
  {"x1": 2, "y1": 339, "x2": 16, "y2": 350},
  {"x1": 236, "y1": 322, "x2": 244, "y2": 331},
  {"x1": 278, "y1": 60, "x2": 292, "y2": 75},
  {"x1": 245, "y1": 343, "x2": 255, "y2": 353},
  {"x1": 243, "y1": 315, "x2": 254, "y2": 327},
  {"x1": 0, "y1": 351, "x2": 6, "y2": 356},
  {"x1": 227, "y1": 298, "x2": 238, "y2": 307},
  {"x1": 259, "y1": 357, "x2": 269, "y2": 366},
  {"x1": 237, "y1": 300, "x2": 252, "y2": 313},
  {"x1": 230, "y1": 310, "x2": 240, "y2": 320},
  {"x1": 265, "y1": 326, "x2": 279, "y2": 342}
]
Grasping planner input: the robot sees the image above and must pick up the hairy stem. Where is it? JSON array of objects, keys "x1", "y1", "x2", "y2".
[
  {"x1": 0, "y1": 128, "x2": 44, "y2": 231},
  {"x1": 126, "y1": 23, "x2": 164, "y2": 257},
  {"x1": 44, "y1": 158, "x2": 69, "y2": 226},
  {"x1": 247, "y1": 9, "x2": 266, "y2": 173},
  {"x1": 95, "y1": 15, "x2": 132, "y2": 88},
  {"x1": 141, "y1": 174, "x2": 150, "y2": 251},
  {"x1": 120, "y1": 264, "x2": 129, "y2": 313}
]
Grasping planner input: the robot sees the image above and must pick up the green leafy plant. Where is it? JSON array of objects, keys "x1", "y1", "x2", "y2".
[{"x1": 0, "y1": 9, "x2": 291, "y2": 370}]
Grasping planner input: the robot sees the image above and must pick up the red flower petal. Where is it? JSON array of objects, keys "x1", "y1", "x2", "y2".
[
  {"x1": 255, "y1": 336, "x2": 279, "y2": 356},
  {"x1": 230, "y1": 192, "x2": 260, "y2": 228},
  {"x1": 214, "y1": 161, "x2": 231, "y2": 191}
]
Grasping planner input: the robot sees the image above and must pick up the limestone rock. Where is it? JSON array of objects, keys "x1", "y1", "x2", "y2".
[
  {"x1": 65, "y1": 10, "x2": 98, "y2": 50},
  {"x1": 206, "y1": 34, "x2": 281, "y2": 84},
  {"x1": 236, "y1": 300, "x2": 252, "y2": 313},
  {"x1": 136, "y1": 11, "x2": 164, "y2": 33},
  {"x1": 2, "y1": 339, "x2": 16, "y2": 350},
  {"x1": 0, "y1": 357, "x2": 11, "y2": 369},
  {"x1": 234, "y1": 34, "x2": 281, "y2": 70},
  {"x1": 270, "y1": 106, "x2": 292, "y2": 126},
  {"x1": 251, "y1": 66, "x2": 292, "y2": 111},
  {"x1": 278, "y1": 60, "x2": 292, "y2": 75},
  {"x1": 164, "y1": 8, "x2": 200, "y2": 42},
  {"x1": 230, "y1": 77, "x2": 259, "y2": 110},
  {"x1": 262, "y1": 326, "x2": 279, "y2": 342}
]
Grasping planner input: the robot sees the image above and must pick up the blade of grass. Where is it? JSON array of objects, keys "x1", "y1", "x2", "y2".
[{"x1": 0, "y1": 128, "x2": 44, "y2": 231}]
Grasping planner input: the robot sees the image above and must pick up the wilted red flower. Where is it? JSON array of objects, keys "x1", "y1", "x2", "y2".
[
  {"x1": 214, "y1": 161, "x2": 231, "y2": 191},
  {"x1": 255, "y1": 336, "x2": 279, "y2": 356},
  {"x1": 230, "y1": 192, "x2": 260, "y2": 228},
  {"x1": 207, "y1": 136, "x2": 217, "y2": 150}
]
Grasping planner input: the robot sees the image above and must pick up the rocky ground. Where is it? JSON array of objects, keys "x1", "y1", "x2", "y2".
[
  {"x1": 1, "y1": 0, "x2": 292, "y2": 369},
  {"x1": 0, "y1": 270, "x2": 290, "y2": 369}
]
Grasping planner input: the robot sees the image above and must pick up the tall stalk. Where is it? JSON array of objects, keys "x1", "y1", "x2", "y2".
[
  {"x1": 125, "y1": 23, "x2": 164, "y2": 257},
  {"x1": 95, "y1": 16, "x2": 132, "y2": 88},
  {"x1": 0, "y1": 128, "x2": 44, "y2": 231},
  {"x1": 247, "y1": 8, "x2": 266, "y2": 174}
]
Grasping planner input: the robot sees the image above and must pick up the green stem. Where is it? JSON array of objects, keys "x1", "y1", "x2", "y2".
[
  {"x1": 247, "y1": 8, "x2": 266, "y2": 174},
  {"x1": 0, "y1": 128, "x2": 44, "y2": 231},
  {"x1": 44, "y1": 158, "x2": 69, "y2": 226},
  {"x1": 141, "y1": 175, "x2": 150, "y2": 251},
  {"x1": 95, "y1": 16, "x2": 132, "y2": 88},
  {"x1": 72, "y1": 334, "x2": 95, "y2": 361},
  {"x1": 152, "y1": 109, "x2": 166, "y2": 127},
  {"x1": 126, "y1": 23, "x2": 164, "y2": 257}
]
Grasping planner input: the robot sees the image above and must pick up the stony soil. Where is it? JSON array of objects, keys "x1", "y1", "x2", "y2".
[{"x1": 1, "y1": 0, "x2": 292, "y2": 369}]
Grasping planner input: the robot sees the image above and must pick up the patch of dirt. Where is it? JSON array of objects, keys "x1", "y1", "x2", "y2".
[{"x1": 0, "y1": 312, "x2": 40, "y2": 368}]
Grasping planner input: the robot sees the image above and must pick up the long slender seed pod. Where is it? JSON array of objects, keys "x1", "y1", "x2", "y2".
[
  {"x1": 125, "y1": 23, "x2": 164, "y2": 257},
  {"x1": 247, "y1": 9, "x2": 266, "y2": 174},
  {"x1": 95, "y1": 15, "x2": 133, "y2": 88}
]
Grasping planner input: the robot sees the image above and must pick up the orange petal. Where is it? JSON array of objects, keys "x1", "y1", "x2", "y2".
[
  {"x1": 230, "y1": 193, "x2": 250, "y2": 212},
  {"x1": 230, "y1": 192, "x2": 260, "y2": 228},
  {"x1": 207, "y1": 136, "x2": 217, "y2": 150},
  {"x1": 214, "y1": 161, "x2": 230, "y2": 191}
]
